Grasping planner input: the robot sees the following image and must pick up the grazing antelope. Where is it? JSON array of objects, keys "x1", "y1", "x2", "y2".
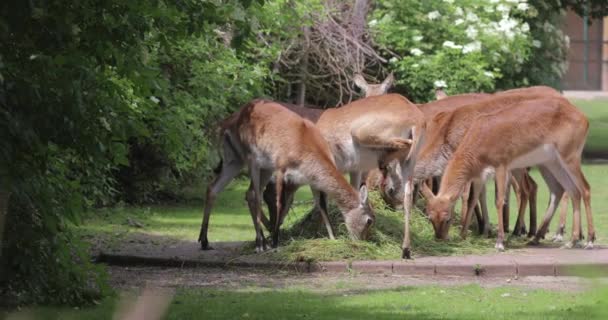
[
  {"x1": 376, "y1": 86, "x2": 561, "y2": 237},
  {"x1": 200, "y1": 74, "x2": 395, "y2": 251},
  {"x1": 425, "y1": 97, "x2": 593, "y2": 251},
  {"x1": 312, "y1": 93, "x2": 425, "y2": 259},
  {"x1": 259, "y1": 73, "x2": 395, "y2": 236},
  {"x1": 199, "y1": 100, "x2": 375, "y2": 252}
]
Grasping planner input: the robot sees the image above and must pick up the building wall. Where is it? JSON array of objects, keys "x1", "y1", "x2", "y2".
[
  {"x1": 561, "y1": 11, "x2": 605, "y2": 91},
  {"x1": 603, "y1": 17, "x2": 608, "y2": 91}
]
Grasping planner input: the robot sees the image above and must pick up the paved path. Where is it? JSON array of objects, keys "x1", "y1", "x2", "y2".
[{"x1": 95, "y1": 239, "x2": 608, "y2": 277}]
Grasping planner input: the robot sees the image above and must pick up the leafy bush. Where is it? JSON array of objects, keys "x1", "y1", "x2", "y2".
[
  {"x1": 515, "y1": 0, "x2": 569, "y2": 89},
  {"x1": 114, "y1": 31, "x2": 272, "y2": 203},
  {"x1": 0, "y1": 0, "x2": 265, "y2": 306},
  {"x1": 370, "y1": 0, "x2": 558, "y2": 102}
]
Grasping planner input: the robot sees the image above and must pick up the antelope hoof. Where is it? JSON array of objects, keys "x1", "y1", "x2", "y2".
[
  {"x1": 460, "y1": 230, "x2": 468, "y2": 240},
  {"x1": 527, "y1": 237, "x2": 540, "y2": 246},
  {"x1": 255, "y1": 238, "x2": 268, "y2": 253},
  {"x1": 512, "y1": 225, "x2": 527, "y2": 237},
  {"x1": 200, "y1": 241, "x2": 213, "y2": 251},
  {"x1": 495, "y1": 242, "x2": 505, "y2": 252},
  {"x1": 561, "y1": 241, "x2": 575, "y2": 249},
  {"x1": 402, "y1": 248, "x2": 412, "y2": 260},
  {"x1": 584, "y1": 241, "x2": 594, "y2": 250},
  {"x1": 552, "y1": 234, "x2": 564, "y2": 243}
]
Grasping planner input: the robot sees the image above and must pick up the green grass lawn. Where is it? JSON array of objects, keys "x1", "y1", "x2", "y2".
[
  {"x1": 77, "y1": 164, "x2": 607, "y2": 262},
  {"x1": 572, "y1": 99, "x2": 608, "y2": 155},
  {"x1": 6, "y1": 285, "x2": 608, "y2": 320}
]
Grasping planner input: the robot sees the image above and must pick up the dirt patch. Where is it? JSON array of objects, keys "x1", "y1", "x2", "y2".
[{"x1": 106, "y1": 265, "x2": 596, "y2": 293}]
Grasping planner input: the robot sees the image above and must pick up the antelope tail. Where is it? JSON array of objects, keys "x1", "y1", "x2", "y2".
[{"x1": 406, "y1": 124, "x2": 426, "y2": 162}]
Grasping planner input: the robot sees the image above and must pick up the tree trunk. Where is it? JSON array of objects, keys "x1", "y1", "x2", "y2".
[
  {"x1": 351, "y1": 0, "x2": 370, "y2": 41},
  {"x1": 0, "y1": 187, "x2": 9, "y2": 259}
]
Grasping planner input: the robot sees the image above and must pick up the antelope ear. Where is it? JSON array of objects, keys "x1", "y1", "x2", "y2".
[
  {"x1": 353, "y1": 74, "x2": 369, "y2": 92},
  {"x1": 420, "y1": 182, "x2": 435, "y2": 201},
  {"x1": 359, "y1": 184, "x2": 369, "y2": 204},
  {"x1": 380, "y1": 72, "x2": 395, "y2": 92}
]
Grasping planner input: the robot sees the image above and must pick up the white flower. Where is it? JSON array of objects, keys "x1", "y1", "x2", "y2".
[
  {"x1": 427, "y1": 11, "x2": 441, "y2": 20},
  {"x1": 497, "y1": 4, "x2": 510, "y2": 13},
  {"x1": 490, "y1": 0, "x2": 500, "y2": 3},
  {"x1": 454, "y1": 7, "x2": 464, "y2": 16},
  {"x1": 484, "y1": 71, "x2": 494, "y2": 78},
  {"x1": 412, "y1": 63, "x2": 420, "y2": 68},
  {"x1": 517, "y1": 3, "x2": 529, "y2": 11},
  {"x1": 521, "y1": 22, "x2": 530, "y2": 32},
  {"x1": 454, "y1": 18, "x2": 465, "y2": 25},
  {"x1": 443, "y1": 0, "x2": 454, "y2": 3},
  {"x1": 532, "y1": 39, "x2": 542, "y2": 48},
  {"x1": 466, "y1": 26, "x2": 478, "y2": 39},
  {"x1": 150, "y1": 96, "x2": 160, "y2": 104},
  {"x1": 484, "y1": 6, "x2": 495, "y2": 13},
  {"x1": 498, "y1": 17, "x2": 518, "y2": 33},
  {"x1": 368, "y1": 19, "x2": 378, "y2": 26},
  {"x1": 443, "y1": 41, "x2": 463, "y2": 49},
  {"x1": 506, "y1": 0, "x2": 519, "y2": 3},
  {"x1": 413, "y1": 35, "x2": 424, "y2": 41},
  {"x1": 389, "y1": 57, "x2": 398, "y2": 63},
  {"x1": 462, "y1": 41, "x2": 481, "y2": 53},
  {"x1": 410, "y1": 48, "x2": 423, "y2": 56},
  {"x1": 434, "y1": 80, "x2": 448, "y2": 88},
  {"x1": 466, "y1": 12, "x2": 479, "y2": 22}
]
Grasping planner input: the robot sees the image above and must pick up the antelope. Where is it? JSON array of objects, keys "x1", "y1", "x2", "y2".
[
  {"x1": 199, "y1": 100, "x2": 375, "y2": 252},
  {"x1": 312, "y1": 93, "x2": 425, "y2": 259},
  {"x1": 199, "y1": 74, "x2": 397, "y2": 251},
  {"x1": 425, "y1": 96, "x2": 594, "y2": 251},
  {"x1": 260, "y1": 73, "x2": 395, "y2": 234},
  {"x1": 376, "y1": 86, "x2": 561, "y2": 237}
]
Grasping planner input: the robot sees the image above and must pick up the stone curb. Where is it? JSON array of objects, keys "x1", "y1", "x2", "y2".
[{"x1": 95, "y1": 253, "x2": 608, "y2": 277}]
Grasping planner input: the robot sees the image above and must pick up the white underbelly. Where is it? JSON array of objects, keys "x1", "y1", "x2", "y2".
[
  {"x1": 284, "y1": 168, "x2": 307, "y2": 185},
  {"x1": 508, "y1": 144, "x2": 554, "y2": 170},
  {"x1": 333, "y1": 141, "x2": 380, "y2": 173},
  {"x1": 250, "y1": 147, "x2": 273, "y2": 169}
]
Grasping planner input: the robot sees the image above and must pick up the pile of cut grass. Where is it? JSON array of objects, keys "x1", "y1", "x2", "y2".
[{"x1": 264, "y1": 191, "x2": 528, "y2": 262}]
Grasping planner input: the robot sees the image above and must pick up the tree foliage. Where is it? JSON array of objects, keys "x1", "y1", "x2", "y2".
[{"x1": 0, "y1": 0, "x2": 268, "y2": 306}]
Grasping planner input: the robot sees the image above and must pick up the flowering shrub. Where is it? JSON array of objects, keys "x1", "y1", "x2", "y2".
[{"x1": 370, "y1": 0, "x2": 559, "y2": 102}]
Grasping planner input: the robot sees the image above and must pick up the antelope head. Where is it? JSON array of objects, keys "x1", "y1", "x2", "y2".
[
  {"x1": 378, "y1": 161, "x2": 405, "y2": 210},
  {"x1": 353, "y1": 73, "x2": 394, "y2": 97},
  {"x1": 421, "y1": 185, "x2": 454, "y2": 240},
  {"x1": 343, "y1": 185, "x2": 375, "y2": 240}
]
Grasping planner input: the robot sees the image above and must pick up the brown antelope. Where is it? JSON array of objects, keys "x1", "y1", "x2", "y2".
[
  {"x1": 376, "y1": 86, "x2": 561, "y2": 237},
  {"x1": 200, "y1": 74, "x2": 397, "y2": 250},
  {"x1": 425, "y1": 96, "x2": 594, "y2": 251},
  {"x1": 311, "y1": 93, "x2": 425, "y2": 259},
  {"x1": 260, "y1": 73, "x2": 395, "y2": 235},
  {"x1": 199, "y1": 100, "x2": 375, "y2": 252}
]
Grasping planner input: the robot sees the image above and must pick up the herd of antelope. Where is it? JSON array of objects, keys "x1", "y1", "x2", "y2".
[{"x1": 198, "y1": 74, "x2": 595, "y2": 259}]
